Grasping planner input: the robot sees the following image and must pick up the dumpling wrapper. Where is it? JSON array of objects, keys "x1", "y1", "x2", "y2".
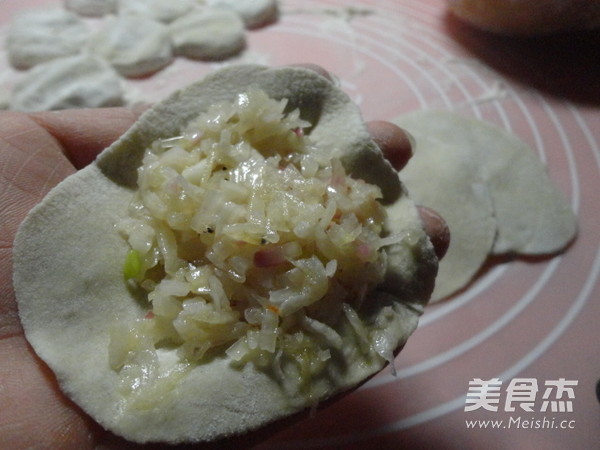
[
  {"x1": 207, "y1": 0, "x2": 279, "y2": 29},
  {"x1": 117, "y1": 0, "x2": 195, "y2": 23},
  {"x1": 6, "y1": 9, "x2": 90, "y2": 70},
  {"x1": 64, "y1": 0, "x2": 117, "y2": 17},
  {"x1": 10, "y1": 54, "x2": 124, "y2": 112},
  {"x1": 395, "y1": 110, "x2": 577, "y2": 256},
  {"x1": 87, "y1": 16, "x2": 173, "y2": 78},
  {"x1": 394, "y1": 131, "x2": 497, "y2": 302},
  {"x1": 13, "y1": 65, "x2": 438, "y2": 444},
  {"x1": 168, "y1": 9, "x2": 246, "y2": 61}
]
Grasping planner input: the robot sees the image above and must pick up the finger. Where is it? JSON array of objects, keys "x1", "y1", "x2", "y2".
[
  {"x1": 418, "y1": 205, "x2": 450, "y2": 259},
  {"x1": 29, "y1": 105, "x2": 149, "y2": 170},
  {"x1": 367, "y1": 121, "x2": 414, "y2": 171}
]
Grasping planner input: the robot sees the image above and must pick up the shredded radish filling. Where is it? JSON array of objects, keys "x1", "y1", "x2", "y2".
[{"x1": 114, "y1": 89, "x2": 398, "y2": 390}]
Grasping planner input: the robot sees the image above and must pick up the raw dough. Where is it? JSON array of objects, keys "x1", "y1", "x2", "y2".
[
  {"x1": 65, "y1": 0, "x2": 117, "y2": 17},
  {"x1": 207, "y1": 0, "x2": 279, "y2": 28},
  {"x1": 169, "y1": 9, "x2": 246, "y2": 60},
  {"x1": 397, "y1": 133, "x2": 497, "y2": 301},
  {"x1": 117, "y1": 0, "x2": 196, "y2": 23},
  {"x1": 10, "y1": 54, "x2": 124, "y2": 112},
  {"x1": 6, "y1": 9, "x2": 90, "y2": 70},
  {"x1": 87, "y1": 16, "x2": 173, "y2": 78},
  {"x1": 394, "y1": 110, "x2": 577, "y2": 300},
  {"x1": 396, "y1": 110, "x2": 577, "y2": 256}
]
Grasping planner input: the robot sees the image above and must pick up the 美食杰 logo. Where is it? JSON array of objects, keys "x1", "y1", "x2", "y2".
[{"x1": 463, "y1": 378, "x2": 578, "y2": 430}]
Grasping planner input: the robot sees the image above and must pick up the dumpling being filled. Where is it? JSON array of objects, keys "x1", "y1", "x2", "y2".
[{"x1": 13, "y1": 65, "x2": 438, "y2": 444}]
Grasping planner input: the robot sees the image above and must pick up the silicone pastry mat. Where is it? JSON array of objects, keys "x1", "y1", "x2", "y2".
[{"x1": 2, "y1": 1, "x2": 599, "y2": 449}]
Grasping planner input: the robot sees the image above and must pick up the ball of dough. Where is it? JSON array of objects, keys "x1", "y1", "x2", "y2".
[
  {"x1": 6, "y1": 9, "x2": 90, "y2": 70},
  {"x1": 447, "y1": 0, "x2": 600, "y2": 35},
  {"x1": 87, "y1": 16, "x2": 173, "y2": 78}
]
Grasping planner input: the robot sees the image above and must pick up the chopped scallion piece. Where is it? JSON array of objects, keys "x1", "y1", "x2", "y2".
[{"x1": 123, "y1": 249, "x2": 142, "y2": 279}]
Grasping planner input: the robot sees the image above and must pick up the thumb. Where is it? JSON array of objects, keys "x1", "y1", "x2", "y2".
[{"x1": 29, "y1": 105, "x2": 149, "y2": 169}]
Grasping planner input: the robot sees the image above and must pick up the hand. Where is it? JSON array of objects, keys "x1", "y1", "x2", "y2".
[
  {"x1": 0, "y1": 107, "x2": 146, "y2": 449},
  {"x1": 0, "y1": 78, "x2": 448, "y2": 449},
  {"x1": 447, "y1": 0, "x2": 600, "y2": 35}
]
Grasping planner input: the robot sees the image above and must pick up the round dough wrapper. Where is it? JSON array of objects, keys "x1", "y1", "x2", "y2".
[
  {"x1": 393, "y1": 118, "x2": 497, "y2": 301},
  {"x1": 87, "y1": 16, "x2": 173, "y2": 78},
  {"x1": 168, "y1": 9, "x2": 246, "y2": 60},
  {"x1": 396, "y1": 110, "x2": 577, "y2": 256},
  {"x1": 117, "y1": 0, "x2": 196, "y2": 23},
  {"x1": 10, "y1": 54, "x2": 124, "y2": 112},
  {"x1": 65, "y1": 0, "x2": 117, "y2": 17},
  {"x1": 6, "y1": 9, "x2": 90, "y2": 70},
  {"x1": 207, "y1": 0, "x2": 279, "y2": 29},
  {"x1": 14, "y1": 65, "x2": 437, "y2": 444}
]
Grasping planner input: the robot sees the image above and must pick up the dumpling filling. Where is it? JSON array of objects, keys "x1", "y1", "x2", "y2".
[{"x1": 113, "y1": 89, "x2": 402, "y2": 397}]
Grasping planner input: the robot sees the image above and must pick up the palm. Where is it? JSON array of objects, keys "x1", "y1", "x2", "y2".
[{"x1": 0, "y1": 109, "x2": 140, "y2": 448}]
